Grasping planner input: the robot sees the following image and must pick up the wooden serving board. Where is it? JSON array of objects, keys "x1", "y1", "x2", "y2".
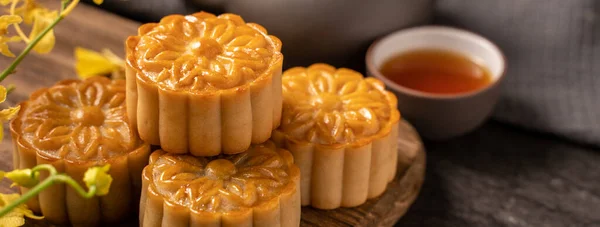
[{"x1": 0, "y1": 2, "x2": 426, "y2": 226}]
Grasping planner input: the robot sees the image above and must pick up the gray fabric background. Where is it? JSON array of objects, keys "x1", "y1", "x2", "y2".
[{"x1": 434, "y1": 0, "x2": 600, "y2": 145}]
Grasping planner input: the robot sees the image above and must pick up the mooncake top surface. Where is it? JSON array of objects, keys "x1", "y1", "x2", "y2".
[
  {"x1": 279, "y1": 63, "x2": 400, "y2": 146},
  {"x1": 128, "y1": 12, "x2": 282, "y2": 92},
  {"x1": 149, "y1": 141, "x2": 296, "y2": 212},
  {"x1": 13, "y1": 77, "x2": 141, "y2": 161}
]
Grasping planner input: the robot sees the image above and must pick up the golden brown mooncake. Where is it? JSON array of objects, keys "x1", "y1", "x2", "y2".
[
  {"x1": 125, "y1": 12, "x2": 284, "y2": 156},
  {"x1": 140, "y1": 140, "x2": 300, "y2": 227},
  {"x1": 272, "y1": 63, "x2": 401, "y2": 209},
  {"x1": 9, "y1": 77, "x2": 151, "y2": 226}
]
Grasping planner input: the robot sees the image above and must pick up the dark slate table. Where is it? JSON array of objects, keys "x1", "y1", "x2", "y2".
[{"x1": 395, "y1": 121, "x2": 600, "y2": 226}]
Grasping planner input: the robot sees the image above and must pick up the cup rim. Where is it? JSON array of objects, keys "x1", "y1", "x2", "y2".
[{"x1": 365, "y1": 25, "x2": 507, "y2": 100}]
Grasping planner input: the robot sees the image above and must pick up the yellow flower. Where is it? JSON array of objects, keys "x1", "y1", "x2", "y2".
[
  {"x1": 5, "y1": 169, "x2": 39, "y2": 188},
  {"x1": 13, "y1": 0, "x2": 40, "y2": 24},
  {"x1": 0, "y1": 105, "x2": 18, "y2": 140},
  {"x1": 74, "y1": 47, "x2": 124, "y2": 79},
  {"x1": 0, "y1": 35, "x2": 19, "y2": 58},
  {"x1": 0, "y1": 15, "x2": 22, "y2": 57},
  {"x1": 0, "y1": 105, "x2": 20, "y2": 122},
  {"x1": 83, "y1": 164, "x2": 112, "y2": 196},
  {"x1": 27, "y1": 8, "x2": 56, "y2": 54},
  {"x1": 0, "y1": 15, "x2": 21, "y2": 36},
  {"x1": 0, "y1": 85, "x2": 19, "y2": 116},
  {"x1": 5, "y1": 0, "x2": 58, "y2": 54},
  {"x1": 0, "y1": 0, "x2": 14, "y2": 6},
  {"x1": 61, "y1": 0, "x2": 102, "y2": 17},
  {"x1": 0, "y1": 193, "x2": 43, "y2": 227},
  {"x1": 0, "y1": 85, "x2": 20, "y2": 140}
]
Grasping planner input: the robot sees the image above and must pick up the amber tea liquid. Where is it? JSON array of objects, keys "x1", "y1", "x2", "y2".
[{"x1": 379, "y1": 49, "x2": 493, "y2": 95}]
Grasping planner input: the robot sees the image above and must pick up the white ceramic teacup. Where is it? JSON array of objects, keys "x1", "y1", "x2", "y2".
[{"x1": 366, "y1": 26, "x2": 506, "y2": 140}]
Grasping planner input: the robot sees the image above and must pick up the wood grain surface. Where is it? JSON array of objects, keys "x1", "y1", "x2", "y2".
[{"x1": 0, "y1": 3, "x2": 426, "y2": 226}]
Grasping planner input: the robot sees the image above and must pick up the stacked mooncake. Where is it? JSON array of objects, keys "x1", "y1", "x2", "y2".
[
  {"x1": 125, "y1": 12, "x2": 300, "y2": 227},
  {"x1": 10, "y1": 11, "x2": 401, "y2": 227}
]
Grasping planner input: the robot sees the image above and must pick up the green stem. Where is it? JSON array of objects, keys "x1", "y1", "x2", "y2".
[
  {"x1": 60, "y1": 0, "x2": 71, "y2": 14},
  {"x1": 31, "y1": 164, "x2": 56, "y2": 176},
  {"x1": 0, "y1": 174, "x2": 96, "y2": 217},
  {"x1": 0, "y1": 14, "x2": 65, "y2": 82},
  {"x1": 6, "y1": 84, "x2": 15, "y2": 94},
  {"x1": 54, "y1": 174, "x2": 96, "y2": 198}
]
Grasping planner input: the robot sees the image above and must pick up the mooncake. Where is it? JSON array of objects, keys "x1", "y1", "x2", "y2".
[
  {"x1": 140, "y1": 140, "x2": 300, "y2": 227},
  {"x1": 125, "y1": 12, "x2": 283, "y2": 156},
  {"x1": 272, "y1": 63, "x2": 400, "y2": 209},
  {"x1": 9, "y1": 77, "x2": 151, "y2": 226}
]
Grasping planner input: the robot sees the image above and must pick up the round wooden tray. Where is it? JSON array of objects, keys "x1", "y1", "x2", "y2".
[{"x1": 21, "y1": 120, "x2": 425, "y2": 227}]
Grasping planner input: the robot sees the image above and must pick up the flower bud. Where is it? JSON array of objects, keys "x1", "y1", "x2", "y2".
[
  {"x1": 83, "y1": 164, "x2": 112, "y2": 196},
  {"x1": 5, "y1": 169, "x2": 39, "y2": 188}
]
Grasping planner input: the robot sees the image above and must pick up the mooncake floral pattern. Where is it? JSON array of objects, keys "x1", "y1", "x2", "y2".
[
  {"x1": 280, "y1": 64, "x2": 395, "y2": 144},
  {"x1": 151, "y1": 142, "x2": 291, "y2": 212},
  {"x1": 132, "y1": 12, "x2": 281, "y2": 91},
  {"x1": 18, "y1": 77, "x2": 139, "y2": 161}
]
